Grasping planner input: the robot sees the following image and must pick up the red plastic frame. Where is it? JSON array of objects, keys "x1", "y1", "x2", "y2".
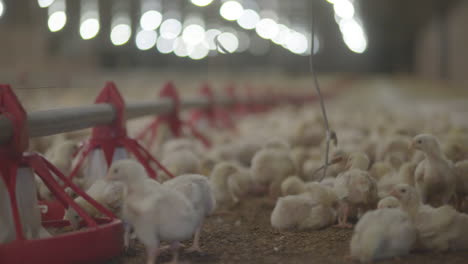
[
  {"x1": 136, "y1": 81, "x2": 211, "y2": 149},
  {"x1": 70, "y1": 82, "x2": 174, "y2": 180},
  {"x1": 0, "y1": 84, "x2": 124, "y2": 264}
]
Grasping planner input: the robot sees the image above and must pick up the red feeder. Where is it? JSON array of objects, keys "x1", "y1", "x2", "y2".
[
  {"x1": 188, "y1": 83, "x2": 217, "y2": 127},
  {"x1": 70, "y1": 82, "x2": 174, "y2": 181},
  {"x1": 0, "y1": 84, "x2": 123, "y2": 264},
  {"x1": 136, "y1": 81, "x2": 211, "y2": 149},
  {"x1": 214, "y1": 84, "x2": 237, "y2": 131}
]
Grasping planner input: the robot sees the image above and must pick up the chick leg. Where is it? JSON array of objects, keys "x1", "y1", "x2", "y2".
[
  {"x1": 334, "y1": 202, "x2": 352, "y2": 228},
  {"x1": 186, "y1": 225, "x2": 203, "y2": 253},
  {"x1": 146, "y1": 246, "x2": 160, "y2": 264},
  {"x1": 123, "y1": 222, "x2": 132, "y2": 249},
  {"x1": 167, "y1": 241, "x2": 181, "y2": 264}
]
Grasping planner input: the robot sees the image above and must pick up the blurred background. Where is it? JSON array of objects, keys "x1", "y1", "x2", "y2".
[{"x1": 0, "y1": 0, "x2": 466, "y2": 98}]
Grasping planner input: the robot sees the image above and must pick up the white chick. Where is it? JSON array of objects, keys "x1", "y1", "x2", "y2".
[
  {"x1": 398, "y1": 161, "x2": 418, "y2": 186},
  {"x1": 376, "y1": 135, "x2": 412, "y2": 169},
  {"x1": 161, "y1": 138, "x2": 203, "y2": 159},
  {"x1": 163, "y1": 174, "x2": 216, "y2": 253},
  {"x1": 107, "y1": 160, "x2": 200, "y2": 264},
  {"x1": 210, "y1": 162, "x2": 238, "y2": 205},
  {"x1": 369, "y1": 161, "x2": 393, "y2": 182},
  {"x1": 251, "y1": 143, "x2": 296, "y2": 197},
  {"x1": 271, "y1": 193, "x2": 336, "y2": 231},
  {"x1": 281, "y1": 176, "x2": 305, "y2": 196},
  {"x1": 304, "y1": 182, "x2": 338, "y2": 208},
  {"x1": 227, "y1": 167, "x2": 253, "y2": 204},
  {"x1": 350, "y1": 208, "x2": 417, "y2": 263},
  {"x1": 302, "y1": 159, "x2": 323, "y2": 182},
  {"x1": 377, "y1": 196, "x2": 401, "y2": 209},
  {"x1": 392, "y1": 184, "x2": 468, "y2": 251},
  {"x1": 233, "y1": 139, "x2": 262, "y2": 167},
  {"x1": 334, "y1": 153, "x2": 377, "y2": 228},
  {"x1": 210, "y1": 162, "x2": 252, "y2": 206},
  {"x1": 412, "y1": 134, "x2": 456, "y2": 207},
  {"x1": 159, "y1": 149, "x2": 201, "y2": 181},
  {"x1": 64, "y1": 178, "x2": 124, "y2": 229}
]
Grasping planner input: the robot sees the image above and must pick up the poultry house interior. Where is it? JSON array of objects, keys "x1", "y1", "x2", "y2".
[{"x1": 1, "y1": 0, "x2": 468, "y2": 264}]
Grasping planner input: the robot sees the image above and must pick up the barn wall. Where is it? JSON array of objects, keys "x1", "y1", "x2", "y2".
[{"x1": 415, "y1": 1, "x2": 468, "y2": 82}]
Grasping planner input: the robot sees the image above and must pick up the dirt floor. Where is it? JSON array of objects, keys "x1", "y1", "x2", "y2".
[{"x1": 105, "y1": 195, "x2": 468, "y2": 264}]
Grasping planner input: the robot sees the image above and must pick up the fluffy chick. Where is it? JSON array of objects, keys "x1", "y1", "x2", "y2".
[
  {"x1": 350, "y1": 208, "x2": 417, "y2": 263},
  {"x1": 107, "y1": 160, "x2": 200, "y2": 264},
  {"x1": 281, "y1": 176, "x2": 305, "y2": 196},
  {"x1": 163, "y1": 174, "x2": 216, "y2": 253},
  {"x1": 377, "y1": 196, "x2": 401, "y2": 209},
  {"x1": 64, "y1": 178, "x2": 124, "y2": 229},
  {"x1": 251, "y1": 145, "x2": 296, "y2": 197},
  {"x1": 392, "y1": 184, "x2": 468, "y2": 251},
  {"x1": 271, "y1": 193, "x2": 336, "y2": 231},
  {"x1": 210, "y1": 162, "x2": 252, "y2": 206},
  {"x1": 159, "y1": 149, "x2": 201, "y2": 181},
  {"x1": 334, "y1": 154, "x2": 377, "y2": 228},
  {"x1": 413, "y1": 134, "x2": 456, "y2": 207}
]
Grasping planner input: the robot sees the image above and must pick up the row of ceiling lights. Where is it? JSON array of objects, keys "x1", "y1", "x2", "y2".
[
  {"x1": 326, "y1": 0, "x2": 367, "y2": 53},
  {"x1": 39, "y1": 0, "x2": 361, "y2": 59}
]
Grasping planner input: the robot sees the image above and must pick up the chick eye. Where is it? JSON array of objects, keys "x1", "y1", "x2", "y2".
[
  {"x1": 401, "y1": 189, "x2": 406, "y2": 193},
  {"x1": 417, "y1": 140, "x2": 422, "y2": 144},
  {"x1": 114, "y1": 168, "x2": 119, "y2": 174}
]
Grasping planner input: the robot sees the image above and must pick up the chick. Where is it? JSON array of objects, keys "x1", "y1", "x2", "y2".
[
  {"x1": 251, "y1": 144, "x2": 296, "y2": 197},
  {"x1": 304, "y1": 182, "x2": 338, "y2": 208},
  {"x1": 377, "y1": 196, "x2": 401, "y2": 209},
  {"x1": 369, "y1": 161, "x2": 393, "y2": 182},
  {"x1": 159, "y1": 149, "x2": 201, "y2": 181},
  {"x1": 107, "y1": 160, "x2": 200, "y2": 264},
  {"x1": 163, "y1": 174, "x2": 216, "y2": 253},
  {"x1": 398, "y1": 161, "x2": 418, "y2": 186},
  {"x1": 443, "y1": 131, "x2": 468, "y2": 162},
  {"x1": 271, "y1": 193, "x2": 336, "y2": 231},
  {"x1": 47, "y1": 140, "x2": 78, "y2": 175},
  {"x1": 161, "y1": 138, "x2": 203, "y2": 159},
  {"x1": 210, "y1": 162, "x2": 238, "y2": 205},
  {"x1": 376, "y1": 135, "x2": 412, "y2": 169},
  {"x1": 392, "y1": 184, "x2": 468, "y2": 251},
  {"x1": 281, "y1": 176, "x2": 305, "y2": 196},
  {"x1": 334, "y1": 153, "x2": 377, "y2": 228},
  {"x1": 350, "y1": 208, "x2": 417, "y2": 263},
  {"x1": 233, "y1": 139, "x2": 263, "y2": 167},
  {"x1": 412, "y1": 134, "x2": 456, "y2": 207},
  {"x1": 227, "y1": 167, "x2": 253, "y2": 204},
  {"x1": 64, "y1": 178, "x2": 124, "y2": 229}
]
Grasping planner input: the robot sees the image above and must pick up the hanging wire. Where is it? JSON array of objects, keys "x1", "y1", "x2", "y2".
[
  {"x1": 309, "y1": 5, "x2": 338, "y2": 181},
  {"x1": 215, "y1": 34, "x2": 231, "y2": 54}
]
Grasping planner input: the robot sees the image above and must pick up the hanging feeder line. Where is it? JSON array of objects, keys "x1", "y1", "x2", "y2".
[
  {"x1": 309, "y1": 9, "x2": 339, "y2": 182},
  {"x1": 0, "y1": 84, "x2": 123, "y2": 264}
]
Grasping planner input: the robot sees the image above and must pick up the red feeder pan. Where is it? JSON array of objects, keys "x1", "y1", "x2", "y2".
[
  {"x1": 0, "y1": 84, "x2": 124, "y2": 264},
  {"x1": 70, "y1": 82, "x2": 175, "y2": 180},
  {"x1": 136, "y1": 81, "x2": 211, "y2": 149}
]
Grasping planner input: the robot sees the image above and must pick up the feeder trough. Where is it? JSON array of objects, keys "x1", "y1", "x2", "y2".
[{"x1": 0, "y1": 84, "x2": 124, "y2": 264}]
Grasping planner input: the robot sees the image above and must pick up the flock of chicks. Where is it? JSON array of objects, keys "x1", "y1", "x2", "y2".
[{"x1": 3, "y1": 96, "x2": 468, "y2": 264}]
